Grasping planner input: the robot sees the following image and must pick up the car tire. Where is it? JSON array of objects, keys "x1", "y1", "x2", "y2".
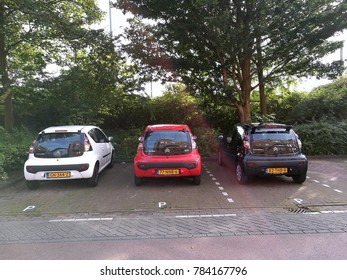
[
  {"x1": 218, "y1": 148, "x2": 224, "y2": 166},
  {"x1": 236, "y1": 162, "x2": 248, "y2": 185},
  {"x1": 292, "y1": 173, "x2": 307, "y2": 184},
  {"x1": 88, "y1": 163, "x2": 99, "y2": 187},
  {"x1": 193, "y1": 174, "x2": 201, "y2": 185},
  {"x1": 134, "y1": 176, "x2": 143, "y2": 186},
  {"x1": 26, "y1": 180, "x2": 40, "y2": 190},
  {"x1": 107, "y1": 152, "x2": 114, "y2": 169}
]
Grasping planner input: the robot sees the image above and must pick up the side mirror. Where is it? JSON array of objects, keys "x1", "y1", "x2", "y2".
[
  {"x1": 192, "y1": 135, "x2": 197, "y2": 140},
  {"x1": 108, "y1": 136, "x2": 113, "y2": 142},
  {"x1": 138, "y1": 136, "x2": 144, "y2": 142}
]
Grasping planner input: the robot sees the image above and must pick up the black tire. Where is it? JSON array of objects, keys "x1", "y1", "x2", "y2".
[
  {"x1": 107, "y1": 152, "x2": 114, "y2": 169},
  {"x1": 134, "y1": 176, "x2": 143, "y2": 186},
  {"x1": 26, "y1": 180, "x2": 40, "y2": 190},
  {"x1": 193, "y1": 174, "x2": 201, "y2": 185},
  {"x1": 88, "y1": 163, "x2": 99, "y2": 187},
  {"x1": 292, "y1": 173, "x2": 307, "y2": 184},
  {"x1": 235, "y1": 162, "x2": 248, "y2": 185},
  {"x1": 218, "y1": 148, "x2": 224, "y2": 166}
]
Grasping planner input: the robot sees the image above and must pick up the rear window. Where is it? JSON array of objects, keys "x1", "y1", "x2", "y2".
[
  {"x1": 143, "y1": 130, "x2": 192, "y2": 155},
  {"x1": 33, "y1": 132, "x2": 84, "y2": 158},
  {"x1": 250, "y1": 129, "x2": 300, "y2": 155}
]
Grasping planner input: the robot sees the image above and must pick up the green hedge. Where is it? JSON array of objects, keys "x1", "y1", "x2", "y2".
[
  {"x1": 295, "y1": 121, "x2": 347, "y2": 155},
  {"x1": 107, "y1": 127, "x2": 219, "y2": 161},
  {"x1": 0, "y1": 127, "x2": 35, "y2": 181}
]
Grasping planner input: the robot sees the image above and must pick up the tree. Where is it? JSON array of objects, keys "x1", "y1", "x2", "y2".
[
  {"x1": 12, "y1": 32, "x2": 142, "y2": 129},
  {"x1": 0, "y1": 0, "x2": 103, "y2": 130},
  {"x1": 115, "y1": 0, "x2": 347, "y2": 123}
]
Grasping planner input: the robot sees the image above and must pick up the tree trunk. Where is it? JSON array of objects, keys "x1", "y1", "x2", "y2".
[
  {"x1": 0, "y1": 2, "x2": 13, "y2": 130},
  {"x1": 256, "y1": 37, "x2": 267, "y2": 116},
  {"x1": 240, "y1": 56, "x2": 252, "y2": 123},
  {"x1": 258, "y1": 75, "x2": 267, "y2": 116}
]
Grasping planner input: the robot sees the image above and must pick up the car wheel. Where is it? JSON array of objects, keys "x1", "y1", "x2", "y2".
[
  {"x1": 236, "y1": 162, "x2": 248, "y2": 185},
  {"x1": 292, "y1": 173, "x2": 307, "y2": 184},
  {"x1": 26, "y1": 180, "x2": 40, "y2": 190},
  {"x1": 218, "y1": 148, "x2": 224, "y2": 166},
  {"x1": 134, "y1": 176, "x2": 143, "y2": 186},
  {"x1": 193, "y1": 174, "x2": 201, "y2": 185},
  {"x1": 88, "y1": 163, "x2": 99, "y2": 187},
  {"x1": 107, "y1": 152, "x2": 114, "y2": 169}
]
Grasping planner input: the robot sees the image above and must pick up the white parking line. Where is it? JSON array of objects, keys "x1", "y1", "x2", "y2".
[
  {"x1": 176, "y1": 214, "x2": 237, "y2": 218},
  {"x1": 204, "y1": 167, "x2": 235, "y2": 203},
  {"x1": 334, "y1": 189, "x2": 343, "y2": 193},
  {"x1": 49, "y1": 218, "x2": 113, "y2": 222},
  {"x1": 322, "y1": 184, "x2": 331, "y2": 188},
  {"x1": 305, "y1": 210, "x2": 347, "y2": 215}
]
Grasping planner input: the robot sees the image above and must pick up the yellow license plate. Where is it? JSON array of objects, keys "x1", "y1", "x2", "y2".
[
  {"x1": 156, "y1": 169, "x2": 179, "y2": 175},
  {"x1": 267, "y1": 168, "x2": 288, "y2": 174},
  {"x1": 47, "y1": 172, "x2": 71, "y2": 178}
]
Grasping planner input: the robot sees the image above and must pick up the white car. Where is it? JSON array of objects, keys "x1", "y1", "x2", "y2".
[{"x1": 24, "y1": 125, "x2": 114, "y2": 189}]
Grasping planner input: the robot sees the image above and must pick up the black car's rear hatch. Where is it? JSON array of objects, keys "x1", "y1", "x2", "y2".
[{"x1": 250, "y1": 129, "x2": 300, "y2": 156}]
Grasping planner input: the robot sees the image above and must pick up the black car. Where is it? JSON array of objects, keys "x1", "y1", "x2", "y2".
[{"x1": 218, "y1": 123, "x2": 308, "y2": 184}]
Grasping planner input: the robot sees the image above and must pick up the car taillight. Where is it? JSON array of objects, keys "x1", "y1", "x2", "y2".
[
  {"x1": 84, "y1": 136, "x2": 92, "y2": 152},
  {"x1": 28, "y1": 140, "x2": 36, "y2": 154},
  {"x1": 243, "y1": 136, "x2": 250, "y2": 149},
  {"x1": 192, "y1": 140, "x2": 197, "y2": 150}
]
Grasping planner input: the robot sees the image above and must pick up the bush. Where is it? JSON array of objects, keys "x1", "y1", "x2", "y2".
[
  {"x1": 295, "y1": 120, "x2": 347, "y2": 155},
  {"x1": 106, "y1": 128, "x2": 142, "y2": 161},
  {"x1": 0, "y1": 127, "x2": 35, "y2": 181}
]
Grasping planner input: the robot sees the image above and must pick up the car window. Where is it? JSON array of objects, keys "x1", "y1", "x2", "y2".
[
  {"x1": 250, "y1": 129, "x2": 300, "y2": 155},
  {"x1": 33, "y1": 133, "x2": 84, "y2": 158},
  {"x1": 143, "y1": 130, "x2": 192, "y2": 155},
  {"x1": 88, "y1": 128, "x2": 108, "y2": 143}
]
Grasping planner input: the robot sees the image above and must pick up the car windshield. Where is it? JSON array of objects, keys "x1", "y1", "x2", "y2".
[
  {"x1": 250, "y1": 129, "x2": 300, "y2": 155},
  {"x1": 33, "y1": 132, "x2": 84, "y2": 158},
  {"x1": 143, "y1": 130, "x2": 192, "y2": 155}
]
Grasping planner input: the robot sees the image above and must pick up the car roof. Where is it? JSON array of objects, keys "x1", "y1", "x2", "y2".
[
  {"x1": 40, "y1": 125, "x2": 97, "y2": 134},
  {"x1": 239, "y1": 123, "x2": 292, "y2": 130},
  {"x1": 145, "y1": 124, "x2": 191, "y2": 132}
]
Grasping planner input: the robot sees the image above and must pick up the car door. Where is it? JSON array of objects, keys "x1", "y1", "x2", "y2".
[
  {"x1": 229, "y1": 126, "x2": 244, "y2": 164},
  {"x1": 219, "y1": 127, "x2": 234, "y2": 163},
  {"x1": 93, "y1": 128, "x2": 112, "y2": 170}
]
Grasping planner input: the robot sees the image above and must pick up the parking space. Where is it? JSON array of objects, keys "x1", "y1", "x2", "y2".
[{"x1": 0, "y1": 157, "x2": 346, "y2": 219}]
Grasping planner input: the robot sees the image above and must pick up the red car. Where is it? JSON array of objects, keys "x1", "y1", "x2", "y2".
[{"x1": 134, "y1": 124, "x2": 202, "y2": 186}]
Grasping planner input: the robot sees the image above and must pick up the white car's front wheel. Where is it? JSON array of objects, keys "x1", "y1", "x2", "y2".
[{"x1": 88, "y1": 163, "x2": 99, "y2": 187}]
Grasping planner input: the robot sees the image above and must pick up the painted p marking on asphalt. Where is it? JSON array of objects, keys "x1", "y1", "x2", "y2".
[
  {"x1": 158, "y1": 202, "x2": 167, "y2": 208},
  {"x1": 23, "y1": 205, "x2": 36, "y2": 212}
]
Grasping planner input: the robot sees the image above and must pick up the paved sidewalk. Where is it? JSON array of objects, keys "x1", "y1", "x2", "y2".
[{"x1": 1, "y1": 209, "x2": 347, "y2": 244}]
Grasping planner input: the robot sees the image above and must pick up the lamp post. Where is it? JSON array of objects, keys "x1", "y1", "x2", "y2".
[{"x1": 108, "y1": 1, "x2": 117, "y2": 36}]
